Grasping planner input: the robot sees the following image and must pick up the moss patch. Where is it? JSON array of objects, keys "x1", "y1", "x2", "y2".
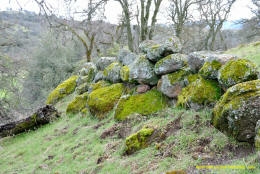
[
  {"x1": 167, "y1": 68, "x2": 190, "y2": 85},
  {"x1": 46, "y1": 75, "x2": 78, "y2": 105},
  {"x1": 66, "y1": 92, "x2": 88, "y2": 115},
  {"x1": 120, "y1": 65, "x2": 130, "y2": 82},
  {"x1": 124, "y1": 127, "x2": 154, "y2": 155},
  {"x1": 218, "y1": 59, "x2": 258, "y2": 89},
  {"x1": 89, "y1": 80, "x2": 111, "y2": 92},
  {"x1": 87, "y1": 83, "x2": 124, "y2": 119},
  {"x1": 199, "y1": 60, "x2": 222, "y2": 79},
  {"x1": 114, "y1": 90, "x2": 167, "y2": 121},
  {"x1": 177, "y1": 78, "x2": 222, "y2": 109}
]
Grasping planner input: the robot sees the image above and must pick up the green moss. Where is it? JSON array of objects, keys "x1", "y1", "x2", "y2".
[
  {"x1": 114, "y1": 90, "x2": 167, "y2": 121},
  {"x1": 89, "y1": 80, "x2": 111, "y2": 91},
  {"x1": 125, "y1": 127, "x2": 154, "y2": 154},
  {"x1": 212, "y1": 79, "x2": 260, "y2": 128},
  {"x1": 103, "y1": 62, "x2": 122, "y2": 77},
  {"x1": 167, "y1": 69, "x2": 190, "y2": 84},
  {"x1": 120, "y1": 65, "x2": 130, "y2": 82},
  {"x1": 177, "y1": 78, "x2": 222, "y2": 108},
  {"x1": 199, "y1": 60, "x2": 222, "y2": 79},
  {"x1": 66, "y1": 92, "x2": 88, "y2": 114},
  {"x1": 185, "y1": 74, "x2": 200, "y2": 85},
  {"x1": 87, "y1": 83, "x2": 124, "y2": 119},
  {"x1": 218, "y1": 59, "x2": 258, "y2": 89},
  {"x1": 46, "y1": 75, "x2": 78, "y2": 105}
]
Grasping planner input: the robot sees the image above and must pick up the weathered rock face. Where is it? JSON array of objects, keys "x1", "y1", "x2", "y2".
[
  {"x1": 0, "y1": 105, "x2": 60, "y2": 137},
  {"x1": 96, "y1": 57, "x2": 117, "y2": 71},
  {"x1": 124, "y1": 126, "x2": 154, "y2": 155},
  {"x1": 255, "y1": 120, "x2": 260, "y2": 150},
  {"x1": 218, "y1": 59, "x2": 258, "y2": 90},
  {"x1": 46, "y1": 75, "x2": 78, "y2": 105},
  {"x1": 79, "y1": 62, "x2": 97, "y2": 77},
  {"x1": 212, "y1": 80, "x2": 260, "y2": 143},
  {"x1": 103, "y1": 62, "x2": 123, "y2": 83},
  {"x1": 114, "y1": 90, "x2": 167, "y2": 121},
  {"x1": 177, "y1": 77, "x2": 222, "y2": 110},
  {"x1": 66, "y1": 93, "x2": 88, "y2": 114},
  {"x1": 129, "y1": 55, "x2": 158, "y2": 85},
  {"x1": 187, "y1": 51, "x2": 236, "y2": 73},
  {"x1": 87, "y1": 83, "x2": 124, "y2": 119},
  {"x1": 139, "y1": 38, "x2": 181, "y2": 62},
  {"x1": 154, "y1": 53, "x2": 187, "y2": 75},
  {"x1": 157, "y1": 69, "x2": 190, "y2": 98},
  {"x1": 93, "y1": 71, "x2": 104, "y2": 82},
  {"x1": 199, "y1": 60, "x2": 222, "y2": 80},
  {"x1": 118, "y1": 49, "x2": 137, "y2": 65}
]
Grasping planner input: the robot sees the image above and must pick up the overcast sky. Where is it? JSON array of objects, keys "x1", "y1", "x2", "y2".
[{"x1": 0, "y1": 0, "x2": 255, "y2": 24}]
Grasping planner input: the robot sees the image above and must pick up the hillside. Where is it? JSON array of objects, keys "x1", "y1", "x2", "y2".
[{"x1": 0, "y1": 41, "x2": 260, "y2": 174}]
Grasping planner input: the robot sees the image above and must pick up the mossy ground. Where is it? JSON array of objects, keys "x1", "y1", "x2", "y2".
[{"x1": 1, "y1": 94, "x2": 259, "y2": 174}]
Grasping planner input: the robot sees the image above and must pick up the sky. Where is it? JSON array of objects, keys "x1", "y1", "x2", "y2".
[{"x1": 0, "y1": 0, "x2": 255, "y2": 24}]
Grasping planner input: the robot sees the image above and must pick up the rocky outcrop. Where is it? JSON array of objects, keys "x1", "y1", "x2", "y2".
[
  {"x1": 212, "y1": 80, "x2": 260, "y2": 143},
  {"x1": 218, "y1": 59, "x2": 258, "y2": 90},
  {"x1": 0, "y1": 105, "x2": 60, "y2": 137},
  {"x1": 103, "y1": 62, "x2": 122, "y2": 83},
  {"x1": 46, "y1": 75, "x2": 78, "y2": 104}
]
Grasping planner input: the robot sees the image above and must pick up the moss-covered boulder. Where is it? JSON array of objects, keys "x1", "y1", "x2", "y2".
[
  {"x1": 218, "y1": 59, "x2": 258, "y2": 90},
  {"x1": 124, "y1": 126, "x2": 154, "y2": 155},
  {"x1": 79, "y1": 62, "x2": 97, "y2": 77},
  {"x1": 255, "y1": 120, "x2": 260, "y2": 150},
  {"x1": 199, "y1": 60, "x2": 222, "y2": 80},
  {"x1": 46, "y1": 75, "x2": 78, "y2": 104},
  {"x1": 177, "y1": 77, "x2": 222, "y2": 110},
  {"x1": 75, "y1": 82, "x2": 89, "y2": 94},
  {"x1": 139, "y1": 38, "x2": 182, "y2": 62},
  {"x1": 157, "y1": 69, "x2": 191, "y2": 98},
  {"x1": 88, "y1": 80, "x2": 111, "y2": 92},
  {"x1": 118, "y1": 49, "x2": 137, "y2": 65},
  {"x1": 154, "y1": 53, "x2": 187, "y2": 75},
  {"x1": 114, "y1": 89, "x2": 167, "y2": 121},
  {"x1": 120, "y1": 65, "x2": 130, "y2": 82},
  {"x1": 103, "y1": 62, "x2": 123, "y2": 83},
  {"x1": 66, "y1": 93, "x2": 88, "y2": 114},
  {"x1": 212, "y1": 80, "x2": 260, "y2": 142},
  {"x1": 96, "y1": 57, "x2": 117, "y2": 71},
  {"x1": 87, "y1": 83, "x2": 124, "y2": 119},
  {"x1": 129, "y1": 55, "x2": 158, "y2": 85}
]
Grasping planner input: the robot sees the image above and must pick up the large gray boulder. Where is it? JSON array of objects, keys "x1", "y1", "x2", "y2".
[
  {"x1": 154, "y1": 53, "x2": 187, "y2": 75},
  {"x1": 93, "y1": 71, "x2": 104, "y2": 82},
  {"x1": 139, "y1": 38, "x2": 182, "y2": 62},
  {"x1": 103, "y1": 62, "x2": 123, "y2": 83},
  {"x1": 96, "y1": 57, "x2": 117, "y2": 71},
  {"x1": 212, "y1": 80, "x2": 260, "y2": 143},
  {"x1": 129, "y1": 55, "x2": 158, "y2": 85},
  {"x1": 118, "y1": 49, "x2": 137, "y2": 65}
]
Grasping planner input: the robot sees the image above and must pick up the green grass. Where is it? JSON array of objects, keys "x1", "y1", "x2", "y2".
[
  {"x1": 225, "y1": 41, "x2": 260, "y2": 71},
  {"x1": 0, "y1": 96, "x2": 259, "y2": 173}
]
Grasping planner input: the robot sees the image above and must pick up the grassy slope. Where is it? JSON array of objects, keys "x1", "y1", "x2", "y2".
[
  {"x1": 225, "y1": 41, "x2": 260, "y2": 70},
  {"x1": 1, "y1": 42, "x2": 260, "y2": 173}
]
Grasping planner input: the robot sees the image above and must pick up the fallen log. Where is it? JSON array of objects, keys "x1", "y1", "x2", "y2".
[{"x1": 0, "y1": 105, "x2": 60, "y2": 137}]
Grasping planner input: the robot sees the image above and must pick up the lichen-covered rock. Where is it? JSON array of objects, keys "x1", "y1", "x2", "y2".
[
  {"x1": 212, "y1": 80, "x2": 260, "y2": 142},
  {"x1": 218, "y1": 59, "x2": 258, "y2": 90},
  {"x1": 96, "y1": 57, "x2": 117, "y2": 71},
  {"x1": 255, "y1": 120, "x2": 260, "y2": 150},
  {"x1": 118, "y1": 49, "x2": 137, "y2": 65},
  {"x1": 177, "y1": 77, "x2": 222, "y2": 110},
  {"x1": 103, "y1": 62, "x2": 123, "y2": 83},
  {"x1": 120, "y1": 65, "x2": 130, "y2": 82},
  {"x1": 157, "y1": 69, "x2": 190, "y2": 98},
  {"x1": 114, "y1": 89, "x2": 167, "y2": 121},
  {"x1": 140, "y1": 38, "x2": 182, "y2": 62},
  {"x1": 124, "y1": 126, "x2": 154, "y2": 154},
  {"x1": 88, "y1": 80, "x2": 111, "y2": 92},
  {"x1": 154, "y1": 53, "x2": 187, "y2": 75},
  {"x1": 66, "y1": 93, "x2": 88, "y2": 114},
  {"x1": 87, "y1": 83, "x2": 124, "y2": 119},
  {"x1": 46, "y1": 75, "x2": 78, "y2": 104},
  {"x1": 79, "y1": 62, "x2": 97, "y2": 76},
  {"x1": 129, "y1": 55, "x2": 158, "y2": 85},
  {"x1": 75, "y1": 82, "x2": 89, "y2": 94},
  {"x1": 199, "y1": 60, "x2": 222, "y2": 80},
  {"x1": 187, "y1": 51, "x2": 236, "y2": 73},
  {"x1": 93, "y1": 71, "x2": 104, "y2": 82}
]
